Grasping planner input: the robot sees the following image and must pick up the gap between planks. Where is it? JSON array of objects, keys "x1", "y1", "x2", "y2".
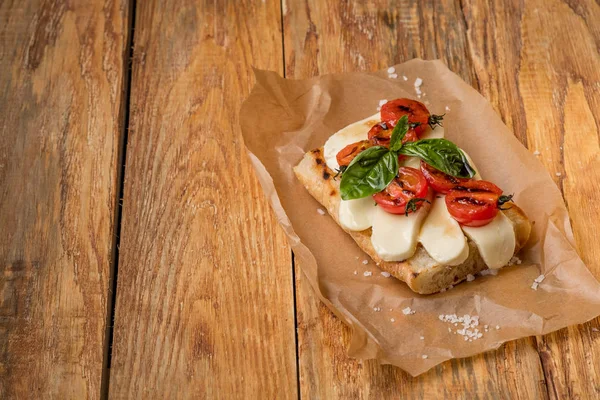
[{"x1": 100, "y1": 0, "x2": 138, "y2": 398}]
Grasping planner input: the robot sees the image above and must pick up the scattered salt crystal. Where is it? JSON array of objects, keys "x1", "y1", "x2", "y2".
[
  {"x1": 391, "y1": 318, "x2": 396, "y2": 322},
  {"x1": 353, "y1": 271, "x2": 357, "y2": 275},
  {"x1": 440, "y1": 288, "x2": 446, "y2": 293},
  {"x1": 422, "y1": 355, "x2": 428, "y2": 359},
  {"x1": 362, "y1": 259, "x2": 369, "y2": 265},
  {"x1": 464, "y1": 336, "x2": 468, "y2": 341},
  {"x1": 448, "y1": 328, "x2": 452, "y2": 332},
  {"x1": 373, "y1": 307, "x2": 381, "y2": 312},
  {"x1": 484, "y1": 325, "x2": 489, "y2": 329},
  {"x1": 402, "y1": 75, "x2": 408, "y2": 81},
  {"x1": 531, "y1": 282, "x2": 539, "y2": 290},
  {"x1": 496, "y1": 325, "x2": 500, "y2": 330},
  {"x1": 402, "y1": 307, "x2": 416, "y2": 315},
  {"x1": 592, "y1": 327, "x2": 599, "y2": 332},
  {"x1": 508, "y1": 256, "x2": 522, "y2": 266},
  {"x1": 420, "y1": 336, "x2": 425, "y2": 340},
  {"x1": 381, "y1": 271, "x2": 391, "y2": 277},
  {"x1": 387, "y1": 67, "x2": 395, "y2": 74},
  {"x1": 389, "y1": 73, "x2": 398, "y2": 79},
  {"x1": 379, "y1": 99, "x2": 388, "y2": 107},
  {"x1": 556, "y1": 172, "x2": 562, "y2": 176},
  {"x1": 534, "y1": 274, "x2": 545, "y2": 283},
  {"x1": 317, "y1": 208, "x2": 326, "y2": 215},
  {"x1": 466, "y1": 274, "x2": 475, "y2": 282},
  {"x1": 533, "y1": 150, "x2": 540, "y2": 156},
  {"x1": 445, "y1": 105, "x2": 451, "y2": 111},
  {"x1": 414, "y1": 77, "x2": 423, "y2": 87},
  {"x1": 363, "y1": 271, "x2": 372, "y2": 277}
]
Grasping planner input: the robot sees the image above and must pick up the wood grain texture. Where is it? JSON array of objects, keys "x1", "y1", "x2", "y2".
[
  {"x1": 0, "y1": 0, "x2": 129, "y2": 398},
  {"x1": 284, "y1": 0, "x2": 548, "y2": 398},
  {"x1": 463, "y1": 0, "x2": 600, "y2": 398},
  {"x1": 108, "y1": 0, "x2": 298, "y2": 398}
]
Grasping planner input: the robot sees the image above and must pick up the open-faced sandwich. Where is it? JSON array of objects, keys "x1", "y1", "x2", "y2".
[{"x1": 294, "y1": 99, "x2": 532, "y2": 294}]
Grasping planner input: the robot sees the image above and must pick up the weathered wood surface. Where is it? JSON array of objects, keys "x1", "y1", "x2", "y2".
[
  {"x1": 107, "y1": 0, "x2": 298, "y2": 398},
  {"x1": 0, "y1": 0, "x2": 129, "y2": 399},
  {"x1": 284, "y1": 0, "x2": 599, "y2": 398},
  {"x1": 2, "y1": 0, "x2": 599, "y2": 398}
]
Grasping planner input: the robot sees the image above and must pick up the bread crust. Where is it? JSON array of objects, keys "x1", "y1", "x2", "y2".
[{"x1": 294, "y1": 147, "x2": 532, "y2": 294}]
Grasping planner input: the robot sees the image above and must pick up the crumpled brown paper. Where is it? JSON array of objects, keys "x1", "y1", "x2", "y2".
[{"x1": 239, "y1": 59, "x2": 600, "y2": 376}]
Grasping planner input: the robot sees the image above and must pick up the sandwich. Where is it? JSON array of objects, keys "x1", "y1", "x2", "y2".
[{"x1": 293, "y1": 98, "x2": 532, "y2": 294}]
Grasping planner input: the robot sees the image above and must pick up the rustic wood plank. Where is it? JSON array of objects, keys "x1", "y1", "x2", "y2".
[
  {"x1": 284, "y1": 0, "x2": 548, "y2": 397},
  {"x1": 108, "y1": 0, "x2": 297, "y2": 398},
  {"x1": 0, "y1": 1, "x2": 129, "y2": 399},
  {"x1": 462, "y1": 0, "x2": 600, "y2": 398}
]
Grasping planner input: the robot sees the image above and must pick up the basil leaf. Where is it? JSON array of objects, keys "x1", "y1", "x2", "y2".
[
  {"x1": 340, "y1": 146, "x2": 399, "y2": 200},
  {"x1": 389, "y1": 115, "x2": 409, "y2": 152},
  {"x1": 399, "y1": 139, "x2": 475, "y2": 178}
]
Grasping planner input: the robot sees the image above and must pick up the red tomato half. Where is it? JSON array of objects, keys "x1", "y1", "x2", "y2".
[
  {"x1": 373, "y1": 167, "x2": 429, "y2": 214},
  {"x1": 367, "y1": 121, "x2": 418, "y2": 147},
  {"x1": 336, "y1": 140, "x2": 372, "y2": 167},
  {"x1": 420, "y1": 161, "x2": 469, "y2": 194},
  {"x1": 445, "y1": 180, "x2": 503, "y2": 227},
  {"x1": 380, "y1": 98, "x2": 430, "y2": 137}
]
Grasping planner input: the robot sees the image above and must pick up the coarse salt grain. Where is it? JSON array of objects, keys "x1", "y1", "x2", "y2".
[
  {"x1": 389, "y1": 73, "x2": 398, "y2": 79},
  {"x1": 556, "y1": 172, "x2": 562, "y2": 176},
  {"x1": 531, "y1": 282, "x2": 539, "y2": 290},
  {"x1": 373, "y1": 307, "x2": 381, "y2": 312},
  {"x1": 533, "y1": 150, "x2": 540, "y2": 156},
  {"x1": 534, "y1": 274, "x2": 545, "y2": 283},
  {"x1": 391, "y1": 318, "x2": 396, "y2": 322},
  {"x1": 480, "y1": 268, "x2": 498, "y2": 276},
  {"x1": 402, "y1": 307, "x2": 416, "y2": 315},
  {"x1": 422, "y1": 355, "x2": 428, "y2": 359},
  {"x1": 353, "y1": 271, "x2": 358, "y2": 275},
  {"x1": 592, "y1": 327, "x2": 599, "y2": 332},
  {"x1": 363, "y1": 271, "x2": 372, "y2": 277},
  {"x1": 445, "y1": 105, "x2": 451, "y2": 111},
  {"x1": 496, "y1": 325, "x2": 500, "y2": 330},
  {"x1": 381, "y1": 271, "x2": 391, "y2": 277},
  {"x1": 414, "y1": 77, "x2": 423, "y2": 87},
  {"x1": 466, "y1": 274, "x2": 475, "y2": 282},
  {"x1": 379, "y1": 99, "x2": 388, "y2": 107},
  {"x1": 402, "y1": 75, "x2": 408, "y2": 81},
  {"x1": 387, "y1": 66, "x2": 395, "y2": 74},
  {"x1": 317, "y1": 208, "x2": 326, "y2": 215},
  {"x1": 362, "y1": 259, "x2": 369, "y2": 265},
  {"x1": 420, "y1": 336, "x2": 425, "y2": 340}
]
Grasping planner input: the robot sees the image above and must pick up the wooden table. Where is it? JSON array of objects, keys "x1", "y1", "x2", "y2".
[{"x1": 1, "y1": 0, "x2": 599, "y2": 398}]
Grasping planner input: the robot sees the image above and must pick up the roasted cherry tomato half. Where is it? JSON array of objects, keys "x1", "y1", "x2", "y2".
[
  {"x1": 367, "y1": 121, "x2": 418, "y2": 147},
  {"x1": 373, "y1": 167, "x2": 429, "y2": 214},
  {"x1": 336, "y1": 140, "x2": 373, "y2": 168},
  {"x1": 420, "y1": 160, "x2": 469, "y2": 194},
  {"x1": 380, "y1": 98, "x2": 430, "y2": 137},
  {"x1": 445, "y1": 180, "x2": 504, "y2": 227}
]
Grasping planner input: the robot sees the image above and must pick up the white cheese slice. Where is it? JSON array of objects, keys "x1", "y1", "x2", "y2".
[
  {"x1": 461, "y1": 212, "x2": 516, "y2": 269},
  {"x1": 418, "y1": 196, "x2": 469, "y2": 266},
  {"x1": 420, "y1": 125, "x2": 444, "y2": 140},
  {"x1": 339, "y1": 197, "x2": 376, "y2": 231},
  {"x1": 323, "y1": 113, "x2": 380, "y2": 171},
  {"x1": 371, "y1": 203, "x2": 430, "y2": 262},
  {"x1": 461, "y1": 150, "x2": 481, "y2": 180}
]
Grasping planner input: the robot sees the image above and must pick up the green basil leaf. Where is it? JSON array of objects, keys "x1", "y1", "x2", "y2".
[
  {"x1": 340, "y1": 146, "x2": 398, "y2": 200},
  {"x1": 399, "y1": 139, "x2": 475, "y2": 178},
  {"x1": 389, "y1": 115, "x2": 409, "y2": 152}
]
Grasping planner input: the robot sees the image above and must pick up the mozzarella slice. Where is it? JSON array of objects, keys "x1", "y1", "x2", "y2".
[
  {"x1": 418, "y1": 196, "x2": 469, "y2": 266},
  {"x1": 371, "y1": 204, "x2": 429, "y2": 262},
  {"x1": 323, "y1": 113, "x2": 380, "y2": 171},
  {"x1": 461, "y1": 212, "x2": 516, "y2": 269},
  {"x1": 339, "y1": 197, "x2": 376, "y2": 231},
  {"x1": 461, "y1": 150, "x2": 481, "y2": 180}
]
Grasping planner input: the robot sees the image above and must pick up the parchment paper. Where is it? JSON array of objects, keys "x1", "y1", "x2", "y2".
[{"x1": 239, "y1": 59, "x2": 600, "y2": 376}]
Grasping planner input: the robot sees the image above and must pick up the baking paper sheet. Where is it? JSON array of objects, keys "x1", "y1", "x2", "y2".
[{"x1": 239, "y1": 59, "x2": 600, "y2": 376}]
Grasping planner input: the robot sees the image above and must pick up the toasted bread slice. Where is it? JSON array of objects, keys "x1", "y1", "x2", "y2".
[{"x1": 294, "y1": 147, "x2": 532, "y2": 294}]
